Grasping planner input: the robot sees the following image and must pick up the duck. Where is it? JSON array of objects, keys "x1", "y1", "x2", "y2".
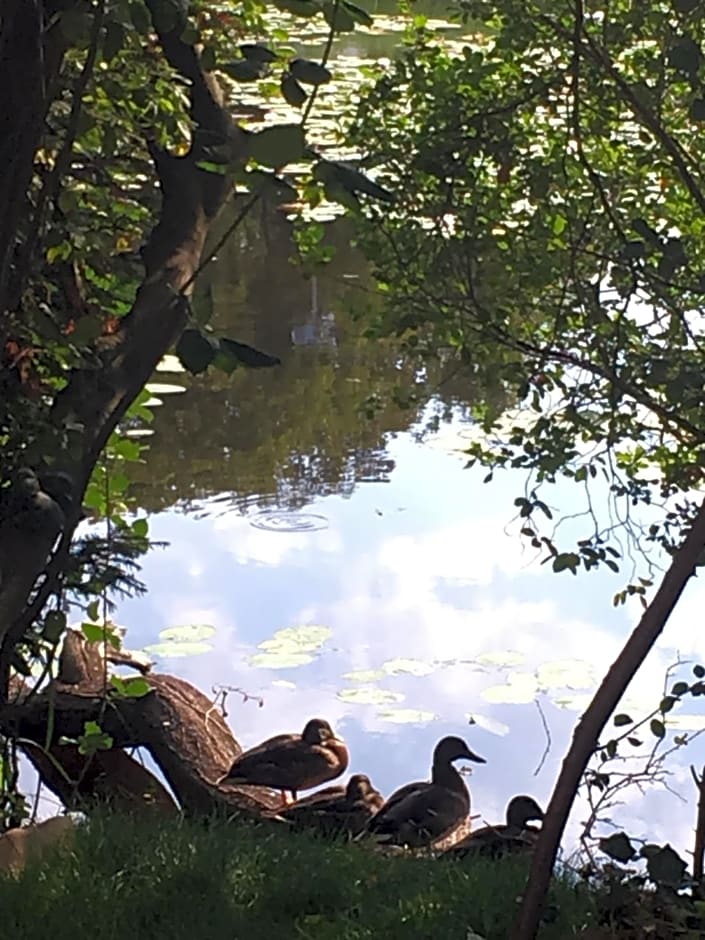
[
  {"x1": 443, "y1": 794, "x2": 544, "y2": 859},
  {"x1": 362, "y1": 735, "x2": 485, "y2": 848},
  {"x1": 274, "y1": 773, "x2": 384, "y2": 838},
  {"x1": 219, "y1": 718, "x2": 349, "y2": 804}
]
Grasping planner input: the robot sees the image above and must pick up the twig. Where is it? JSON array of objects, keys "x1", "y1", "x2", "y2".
[{"x1": 533, "y1": 697, "x2": 552, "y2": 776}]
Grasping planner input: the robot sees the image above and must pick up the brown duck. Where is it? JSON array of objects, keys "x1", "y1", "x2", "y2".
[
  {"x1": 443, "y1": 794, "x2": 544, "y2": 859},
  {"x1": 220, "y1": 718, "x2": 349, "y2": 803},
  {"x1": 275, "y1": 773, "x2": 384, "y2": 837},
  {"x1": 363, "y1": 735, "x2": 485, "y2": 848}
]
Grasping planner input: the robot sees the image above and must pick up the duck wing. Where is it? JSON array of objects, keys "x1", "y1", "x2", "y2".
[{"x1": 368, "y1": 783, "x2": 468, "y2": 847}]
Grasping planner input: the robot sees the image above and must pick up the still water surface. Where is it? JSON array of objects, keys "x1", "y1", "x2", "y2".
[
  {"x1": 108, "y1": 200, "x2": 705, "y2": 861},
  {"x1": 32, "y1": 7, "x2": 705, "y2": 861}
]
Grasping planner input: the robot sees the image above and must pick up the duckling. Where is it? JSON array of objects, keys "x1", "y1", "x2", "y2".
[
  {"x1": 275, "y1": 773, "x2": 384, "y2": 837},
  {"x1": 363, "y1": 735, "x2": 485, "y2": 848},
  {"x1": 443, "y1": 794, "x2": 544, "y2": 859},
  {"x1": 219, "y1": 718, "x2": 349, "y2": 804}
]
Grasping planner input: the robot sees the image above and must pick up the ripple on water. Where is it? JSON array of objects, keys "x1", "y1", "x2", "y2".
[{"x1": 249, "y1": 510, "x2": 329, "y2": 532}]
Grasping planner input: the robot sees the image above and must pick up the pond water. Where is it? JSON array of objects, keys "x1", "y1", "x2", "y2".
[
  {"x1": 26, "y1": 3, "x2": 705, "y2": 864},
  {"x1": 102, "y1": 196, "x2": 705, "y2": 861}
]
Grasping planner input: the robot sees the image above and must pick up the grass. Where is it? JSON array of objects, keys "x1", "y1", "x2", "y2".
[{"x1": 0, "y1": 813, "x2": 598, "y2": 940}]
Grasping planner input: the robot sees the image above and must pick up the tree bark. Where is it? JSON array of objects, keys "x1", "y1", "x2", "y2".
[
  {"x1": 3, "y1": 631, "x2": 282, "y2": 818},
  {"x1": 513, "y1": 499, "x2": 705, "y2": 938}
]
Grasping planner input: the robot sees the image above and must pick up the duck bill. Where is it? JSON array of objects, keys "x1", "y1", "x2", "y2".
[{"x1": 465, "y1": 749, "x2": 486, "y2": 764}]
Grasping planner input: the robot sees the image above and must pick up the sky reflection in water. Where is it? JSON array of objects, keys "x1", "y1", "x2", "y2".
[{"x1": 112, "y1": 423, "x2": 705, "y2": 860}]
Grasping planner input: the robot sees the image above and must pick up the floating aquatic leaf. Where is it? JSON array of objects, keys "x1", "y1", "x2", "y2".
[
  {"x1": 481, "y1": 673, "x2": 539, "y2": 704},
  {"x1": 143, "y1": 640, "x2": 214, "y2": 658},
  {"x1": 466, "y1": 713, "x2": 510, "y2": 736},
  {"x1": 537, "y1": 658, "x2": 594, "y2": 690},
  {"x1": 159, "y1": 624, "x2": 217, "y2": 642},
  {"x1": 551, "y1": 693, "x2": 593, "y2": 712},
  {"x1": 257, "y1": 624, "x2": 332, "y2": 653},
  {"x1": 337, "y1": 687, "x2": 405, "y2": 705},
  {"x1": 144, "y1": 382, "x2": 187, "y2": 394},
  {"x1": 248, "y1": 651, "x2": 315, "y2": 669},
  {"x1": 475, "y1": 650, "x2": 525, "y2": 668},
  {"x1": 155, "y1": 354, "x2": 186, "y2": 373},
  {"x1": 382, "y1": 657, "x2": 435, "y2": 676},
  {"x1": 377, "y1": 708, "x2": 437, "y2": 724},
  {"x1": 342, "y1": 669, "x2": 387, "y2": 683}
]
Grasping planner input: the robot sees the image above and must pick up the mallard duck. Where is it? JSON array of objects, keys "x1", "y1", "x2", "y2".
[
  {"x1": 362, "y1": 735, "x2": 485, "y2": 848},
  {"x1": 219, "y1": 718, "x2": 349, "y2": 804},
  {"x1": 443, "y1": 794, "x2": 544, "y2": 859},
  {"x1": 275, "y1": 773, "x2": 384, "y2": 837}
]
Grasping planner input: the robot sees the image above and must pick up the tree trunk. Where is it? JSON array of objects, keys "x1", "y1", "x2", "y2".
[{"x1": 513, "y1": 499, "x2": 705, "y2": 938}]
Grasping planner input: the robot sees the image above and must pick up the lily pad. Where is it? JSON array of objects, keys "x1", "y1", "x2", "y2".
[
  {"x1": 382, "y1": 657, "x2": 435, "y2": 676},
  {"x1": 159, "y1": 624, "x2": 217, "y2": 643},
  {"x1": 377, "y1": 708, "x2": 437, "y2": 724},
  {"x1": 476, "y1": 650, "x2": 526, "y2": 668},
  {"x1": 537, "y1": 658, "x2": 594, "y2": 690},
  {"x1": 248, "y1": 651, "x2": 315, "y2": 669},
  {"x1": 342, "y1": 669, "x2": 387, "y2": 683},
  {"x1": 481, "y1": 673, "x2": 539, "y2": 704},
  {"x1": 257, "y1": 624, "x2": 332, "y2": 653},
  {"x1": 155, "y1": 354, "x2": 186, "y2": 373},
  {"x1": 143, "y1": 640, "x2": 214, "y2": 658},
  {"x1": 337, "y1": 687, "x2": 405, "y2": 705},
  {"x1": 144, "y1": 382, "x2": 187, "y2": 395}
]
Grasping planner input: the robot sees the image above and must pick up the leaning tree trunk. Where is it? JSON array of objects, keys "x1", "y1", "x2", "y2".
[
  {"x1": 0, "y1": 0, "x2": 246, "y2": 692},
  {"x1": 513, "y1": 500, "x2": 705, "y2": 939},
  {"x1": 0, "y1": 1, "x2": 263, "y2": 814}
]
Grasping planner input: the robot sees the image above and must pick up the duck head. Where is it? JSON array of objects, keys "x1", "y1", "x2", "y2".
[
  {"x1": 347, "y1": 774, "x2": 374, "y2": 799},
  {"x1": 302, "y1": 718, "x2": 340, "y2": 744},
  {"x1": 506, "y1": 795, "x2": 544, "y2": 828},
  {"x1": 434, "y1": 735, "x2": 486, "y2": 766}
]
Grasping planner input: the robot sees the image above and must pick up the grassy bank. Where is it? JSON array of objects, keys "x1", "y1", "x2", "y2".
[{"x1": 0, "y1": 813, "x2": 595, "y2": 939}]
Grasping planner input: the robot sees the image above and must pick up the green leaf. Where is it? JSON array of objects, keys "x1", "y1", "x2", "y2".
[
  {"x1": 281, "y1": 73, "x2": 308, "y2": 108},
  {"x1": 646, "y1": 845, "x2": 687, "y2": 887},
  {"x1": 671, "y1": 681, "x2": 689, "y2": 696},
  {"x1": 248, "y1": 123, "x2": 307, "y2": 168},
  {"x1": 659, "y1": 695, "x2": 676, "y2": 713},
  {"x1": 290, "y1": 58, "x2": 333, "y2": 86},
  {"x1": 313, "y1": 159, "x2": 394, "y2": 202},
  {"x1": 87, "y1": 600, "x2": 100, "y2": 622},
  {"x1": 218, "y1": 338, "x2": 281, "y2": 369},
  {"x1": 599, "y1": 832, "x2": 635, "y2": 863},
  {"x1": 102, "y1": 21, "x2": 125, "y2": 62},
  {"x1": 342, "y1": 0, "x2": 373, "y2": 26},
  {"x1": 552, "y1": 552, "x2": 579, "y2": 574},
  {"x1": 81, "y1": 623, "x2": 105, "y2": 643},
  {"x1": 220, "y1": 59, "x2": 268, "y2": 82},
  {"x1": 129, "y1": 1, "x2": 151, "y2": 34},
  {"x1": 122, "y1": 676, "x2": 151, "y2": 697},
  {"x1": 322, "y1": 0, "x2": 356, "y2": 31},
  {"x1": 43, "y1": 610, "x2": 67, "y2": 643},
  {"x1": 667, "y1": 36, "x2": 701, "y2": 75},
  {"x1": 132, "y1": 518, "x2": 149, "y2": 538},
  {"x1": 650, "y1": 718, "x2": 666, "y2": 738},
  {"x1": 613, "y1": 713, "x2": 632, "y2": 726},
  {"x1": 622, "y1": 240, "x2": 645, "y2": 260},
  {"x1": 175, "y1": 329, "x2": 216, "y2": 375},
  {"x1": 240, "y1": 44, "x2": 277, "y2": 65},
  {"x1": 694, "y1": 664, "x2": 705, "y2": 678},
  {"x1": 689, "y1": 98, "x2": 705, "y2": 121}
]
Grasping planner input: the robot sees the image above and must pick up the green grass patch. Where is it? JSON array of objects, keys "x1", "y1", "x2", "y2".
[{"x1": 0, "y1": 814, "x2": 596, "y2": 939}]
